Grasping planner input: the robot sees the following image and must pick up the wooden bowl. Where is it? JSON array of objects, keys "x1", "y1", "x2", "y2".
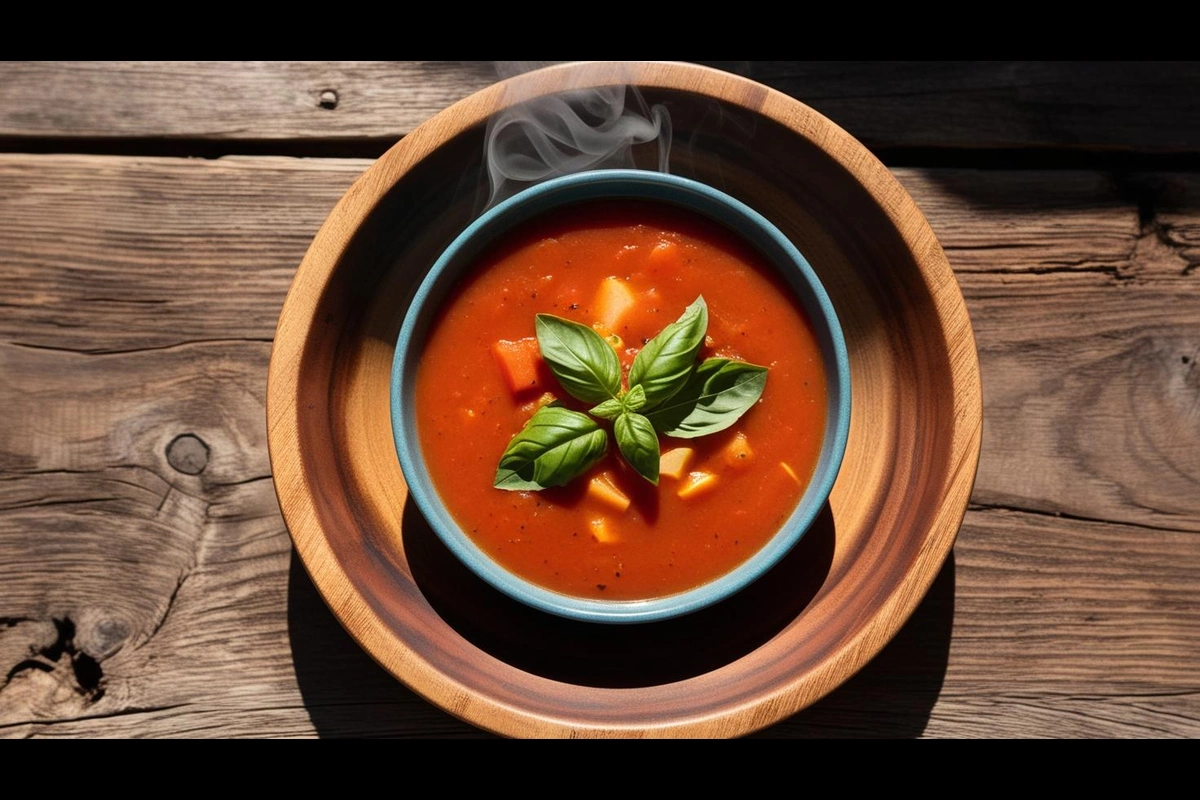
[{"x1": 267, "y1": 61, "x2": 982, "y2": 737}]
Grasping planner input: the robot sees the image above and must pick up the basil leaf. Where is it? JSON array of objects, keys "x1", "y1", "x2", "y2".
[
  {"x1": 535, "y1": 314, "x2": 622, "y2": 404},
  {"x1": 589, "y1": 398, "x2": 623, "y2": 420},
  {"x1": 628, "y1": 296, "x2": 708, "y2": 409},
  {"x1": 645, "y1": 358, "x2": 768, "y2": 439},
  {"x1": 623, "y1": 384, "x2": 647, "y2": 413},
  {"x1": 614, "y1": 412, "x2": 660, "y2": 485},
  {"x1": 494, "y1": 405, "x2": 608, "y2": 491}
]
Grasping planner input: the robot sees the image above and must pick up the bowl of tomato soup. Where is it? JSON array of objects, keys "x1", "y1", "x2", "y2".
[{"x1": 392, "y1": 169, "x2": 850, "y2": 624}]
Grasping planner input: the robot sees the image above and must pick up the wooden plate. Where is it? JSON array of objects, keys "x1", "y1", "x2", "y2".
[{"x1": 266, "y1": 62, "x2": 982, "y2": 738}]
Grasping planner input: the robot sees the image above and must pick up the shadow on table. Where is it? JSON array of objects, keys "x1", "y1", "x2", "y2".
[
  {"x1": 285, "y1": 554, "x2": 490, "y2": 739},
  {"x1": 750, "y1": 551, "x2": 955, "y2": 738},
  {"x1": 287, "y1": 546, "x2": 954, "y2": 738}
]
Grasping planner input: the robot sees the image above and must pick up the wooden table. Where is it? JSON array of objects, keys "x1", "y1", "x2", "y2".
[{"x1": 2, "y1": 61, "x2": 1197, "y2": 738}]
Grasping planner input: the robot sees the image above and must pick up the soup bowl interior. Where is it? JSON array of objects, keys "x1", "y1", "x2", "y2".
[
  {"x1": 391, "y1": 170, "x2": 851, "y2": 624},
  {"x1": 267, "y1": 62, "x2": 980, "y2": 738}
]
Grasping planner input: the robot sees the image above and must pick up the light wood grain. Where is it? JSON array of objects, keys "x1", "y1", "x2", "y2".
[
  {"x1": 0, "y1": 62, "x2": 496, "y2": 141},
  {"x1": 3, "y1": 62, "x2": 1199, "y2": 154},
  {"x1": 891, "y1": 171, "x2": 1200, "y2": 534},
  {"x1": 2, "y1": 149, "x2": 1198, "y2": 736}
]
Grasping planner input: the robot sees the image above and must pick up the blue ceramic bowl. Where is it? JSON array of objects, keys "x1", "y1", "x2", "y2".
[{"x1": 391, "y1": 169, "x2": 851, "y2": 624}]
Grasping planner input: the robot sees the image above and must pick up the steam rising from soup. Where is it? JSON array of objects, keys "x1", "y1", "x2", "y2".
[{"x1": 485, "y1": 63, "x2": 672, "y2": 207}]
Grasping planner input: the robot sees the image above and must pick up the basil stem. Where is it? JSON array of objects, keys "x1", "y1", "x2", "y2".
[
  {"x1": 535, "y1": 314, "x2": 622, "y2": 404},
  {"x1": 645, "y1": 358, "x2": 768, "y2": 439},
  {"x1": 614, "y1": 412, "x2": 660, "y2": 485},
  {"x1": 628, "y1": 296, "x2": 708, "y2": 410},
  {"x1": 494, "y1": 405, "x2": 609, "y2": 491}
]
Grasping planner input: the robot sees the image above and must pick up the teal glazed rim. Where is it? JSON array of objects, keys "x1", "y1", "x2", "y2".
[{"x1": 391, "y1": 169, "x2": 852, "y2": 624}]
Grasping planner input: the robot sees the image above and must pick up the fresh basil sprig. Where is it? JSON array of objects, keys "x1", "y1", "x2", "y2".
[
  {"x1": 494, "y1": 294, "x2": 768, "y2": 491},
  {"x1": 494, "y1": 404, "x2": 608, "y2": 490},
  {"x1": 628, "y1": 296, "x2": 707, "y2": 408},
  {"x1": 614, "y1": 412, "x2": 660, "y2": 485},
  {"x1": 535, "y1": 314, "x2": 621, "y2": 404},
  {"x1": 644, "y1": 358, "x2": 769, "y2": 438}
]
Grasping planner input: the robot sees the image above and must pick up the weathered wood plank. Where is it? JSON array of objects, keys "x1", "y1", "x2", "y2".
[
  {"x1": 0, "y1": 61, "x2": 495, "y2": 142},
  {"x1": 759, "y1": 506, "x2": 1200, "y2": 739},
  {"x1": 3, "y1": 62, "x2": 1200, "y2": 154},
  {"x1": 889, "y1": 171, "x2": 1200, "y2": 534},
  {"x1": 706, "y1": 61, "x2": 1200, "y2": 154},
  {"x1": 0, "y1": 155, "x2": 368, "y2": 351},
  {"x1": 2, "y1": 154, "x2": 1197, "y2": 737}
]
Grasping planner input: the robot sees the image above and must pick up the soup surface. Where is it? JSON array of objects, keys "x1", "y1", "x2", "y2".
[{"x1": 414, "y1": 200, "x2": 827, "y2": 600}]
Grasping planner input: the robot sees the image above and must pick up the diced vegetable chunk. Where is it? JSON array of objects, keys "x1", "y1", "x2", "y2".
[
  {"x1": 587, "y1": 473, "x2": 631, "y2": 512},
  {"x1": 491, "y1": 337, "x2": 543, "y2": 394},
  {"x1": 518, "y1": 391, "x2": 557, "y2": 416},
  {"x1": 677, "y1": 470, "x2": 718, "y2": 499},
  {"x1": 659, "y1": 447, "x2": 694, "y2": 479},
  {"x1": 647, "y1": 239, "x2": 682, "y2": 272},
  {"x1": 589, "y1": 517, "x2": 619, "y2": 544},
  {"x1": 721, "y1": 431, "x2": 754, "y2": 468},
  {"x1": 593, "y1": 276, "x2": 635, "y2": 331}
]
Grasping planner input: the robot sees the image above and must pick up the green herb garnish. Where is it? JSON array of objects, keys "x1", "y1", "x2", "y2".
[{"x1": 493, "y1": 295, "x2": 768, "y2": 490}]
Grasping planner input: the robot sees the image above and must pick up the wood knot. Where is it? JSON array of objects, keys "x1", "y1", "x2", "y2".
[
  {"x1": 318, "y1": 89, "x2": 338, "y2": 110},
  {"x1": 167, "y1": 434, "x2": 209, "y2": 475}
]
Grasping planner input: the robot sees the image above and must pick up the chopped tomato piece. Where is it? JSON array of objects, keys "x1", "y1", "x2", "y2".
[
  {"x1": 647, "y1": 239, "x2": 682, "y2": 273},
  {"x1": 491, "y1": 337, "x2": 543, "y2": 394},
  {"x1": 721, "y1": 432, "x2": 754, "y2": 468}
]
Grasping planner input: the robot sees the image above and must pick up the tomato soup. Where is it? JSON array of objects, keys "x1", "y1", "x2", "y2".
[{"x1": 413, "y1": 200, "x2": 827, "y2": 600}]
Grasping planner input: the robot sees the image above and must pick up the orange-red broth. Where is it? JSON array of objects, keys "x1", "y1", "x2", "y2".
[{"x1": 414, "y1": 201, "x2": 827, "y2": 601}]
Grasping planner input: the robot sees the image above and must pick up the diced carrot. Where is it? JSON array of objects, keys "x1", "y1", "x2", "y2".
[
  {"x1": 589, "y1": 518, "x2": 619, "y2": 544},
  {"x1": 587, "y1": 473, "x2": 631, "y2": 513},
  {"x1": 721, "y1": 432, "x2": 754, "y2": 469},
  {"x1": 647, "y1": 239, "x2": 682, "y2": 273},
  {"x1": 677, "y1": 471, "x2": 718, "y2": 500},
  {"x1": 491, "y1": 337, "x2": 542, "y2": 394},
  {"x1": 659, "y1": 447, "x2": 694, "y2": 480},
  {"x1": 593, "y1": 276, "x2": 635, "y2": 331}
]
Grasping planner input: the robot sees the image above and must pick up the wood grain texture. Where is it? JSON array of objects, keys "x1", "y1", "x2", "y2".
[
  {"x1": 2, "y1": 149, "x2": 1198, "y2": 736},
  {"x1": 892, "y1": 171, "x2": 1200, "y2": 534},
  {"x1": 0, "y1": 62, "x2": 496, "y2": 141},
  {"x1": 701, "y1": 61, "x2": 1200, "y2": 154},
  {"x1": 0, "y1": 154, "x2": 370, "y2": 352},
  {"x1": 4, "y1": 62, "x2": 1200, "y2": 154}
]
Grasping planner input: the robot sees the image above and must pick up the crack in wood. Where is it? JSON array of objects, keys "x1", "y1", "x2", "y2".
[
  {"x1": 6, "y1": 337, "x2": 274, "y2": 356},
  {"x1": 1, "y1": 495, "x2": 122, "y2": 512},
  {"x1": 0, "y1": 617, "x2": 105, "y2": 703},
  {"x1": 967, "y1": 501, "x2": 1196, "y2": 535},
  {"x1": 136, "y1": 495, "x2": 217, "y2": 650},
  {"x1": 0, "y1": 702, "x2": 193, "y2": 731},
  {"x1": 138, "y1": 569, "x2": 188, "y2": 648}
]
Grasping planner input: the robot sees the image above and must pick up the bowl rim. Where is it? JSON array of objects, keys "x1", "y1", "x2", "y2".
[{"x1": 390, "y1": 168, "x2": 852, "y2": 624}]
